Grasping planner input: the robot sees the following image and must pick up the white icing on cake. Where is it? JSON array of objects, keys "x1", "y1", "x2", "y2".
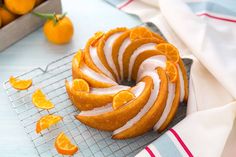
[
  {"x1": 118, "y1": 38, "x2": 131, "y2": 80},
  {"x1": 153, "y1": 82, "x2": 175, "y2": 131},
  {"x1": 80, "y1": 64, "x2": 117, "y2": 85},
  {"x1": 137, "y1": 55, "x2": 167, "y2": 81},
  {"x1": 89, "y1": 46, "x2": 115, "y2": 80},
  {"x1": 113, "y1": 71, "x2": 160, "y2": 135},
  {"x1": 128, "y1": 43, "x2": 157, "y2": 81},
  {"x1": 137, "y1": 55, "x2": 185, "y2": 102},
  {"x1": 79, "y1": 103, "x2": 113, "y2": 116},
  {"x1": 104, "y1": 32, "x2": 123, "y2": 80},
  {"x1": 91, "y1": 85, "x2": 129, "y2": 95}
]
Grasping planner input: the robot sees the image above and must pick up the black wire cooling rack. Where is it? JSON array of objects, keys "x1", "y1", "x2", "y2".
[{"x1": 3, "y1": 23, "x2": 192, "y2": 157}]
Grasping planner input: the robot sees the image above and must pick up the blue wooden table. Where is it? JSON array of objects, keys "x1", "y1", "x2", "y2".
[{"x1": 0, "y1": 0, "x2": 140, "y2": 156}]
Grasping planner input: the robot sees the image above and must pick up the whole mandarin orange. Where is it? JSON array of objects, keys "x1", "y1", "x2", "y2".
[
  {"x1": 0, "y1": 16, "x2": 2, "y2": 28},
  {"x1": 0, "y1": 6, "x2": 17, "y2": 26},
  {"x1": 4, "y1": 0, "x2": 36, "y2": 15},
  {"x1": 43, "y1": 15, "x2": 74, "y2": 44}
]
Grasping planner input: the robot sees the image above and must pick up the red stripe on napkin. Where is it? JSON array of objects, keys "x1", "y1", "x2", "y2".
[
  {"x1": 145, "y1": 146, "x2": 156, "y2": 157},
  {"x1": 197, "y1": 13, "x2": 236, "y2": 23},
  {"x1": 170, "y1": 128, "x2": 193, "y2": 157},
  {"x1": 118, "y1": 0, "x2": 134, "y2": 10}
]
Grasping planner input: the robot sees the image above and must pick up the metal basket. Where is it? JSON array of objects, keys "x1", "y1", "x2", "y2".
[{"x1": 3, "y1": 23, "x2": 191, "y2": 157}]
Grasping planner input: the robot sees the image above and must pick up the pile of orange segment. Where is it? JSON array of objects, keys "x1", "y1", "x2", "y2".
[
  {"x1": 67, "y1": 26, "x2": 189, "y2": 139},
  {"x1": 9, "y1": 76, "x2": 78, "y2": 155}
]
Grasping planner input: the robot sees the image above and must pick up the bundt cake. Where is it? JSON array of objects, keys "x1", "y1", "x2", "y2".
[{"x1": 66, "y1": 27, "x2": 188, "y2": 139}]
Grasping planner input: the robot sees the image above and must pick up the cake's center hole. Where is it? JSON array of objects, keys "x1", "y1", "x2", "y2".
[{"x1": 120, "y1": 79, "x2": 136, "y2": 87}]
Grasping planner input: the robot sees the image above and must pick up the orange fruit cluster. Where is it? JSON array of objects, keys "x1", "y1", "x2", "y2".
[{"x1": 0, "y1": 0, "x2": 45, "y2": 29}]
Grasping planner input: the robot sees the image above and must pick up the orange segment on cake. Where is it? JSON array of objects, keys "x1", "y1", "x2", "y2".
[
  {"x1": 67, "y1": 26, "x2": 189, "y2": 139},
  {"x1": 111, "y1": 27, "x2": 166, "y2": 81},
  {"x1": 75, "y1": 76, "x2": 153, "y2": 131},
  {"x1": 156, "y1": 43, "x2": 188, "y2": 102},
  {"x1": 66, "y1": 79, "x2": 129, "y2": 111},
  {"x1": 112, "y1": 68, "x2": 168, "y2": 139}
]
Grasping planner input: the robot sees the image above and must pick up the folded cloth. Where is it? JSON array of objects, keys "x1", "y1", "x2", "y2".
[
  {"x1": 105, "y1": 0, "x2": 236, "y2": 156},
  {"x1": 136, "y1": 102, "x2": 236, "y2": 157},
  {"x1": 159, "y1": 0, "x2": 236, "y2": 99}
]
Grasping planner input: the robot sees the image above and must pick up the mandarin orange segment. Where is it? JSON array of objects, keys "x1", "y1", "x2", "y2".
[
  {"x1": 72, "y1": 79, "x2": 90, "y2": 92},
  {"x1": 165, "y1": 61, "x2": 178, "y2": 83},
  {"x1": 91, "y1": 31, "x2": 104, "y2": 47},
  {"x1": 156, "y1": 43, "x2": 180, "y2": 63},
  {"x1": 36, "y1": 115, "x2": 62, "y2": 133},
  {"x1": 32, "y1": 89, "x2": 54, "y2": 110},
  {"x1": 55, "y1": 132, "x2": 78, "y2": 155},
  {"x1": 130, "y1": 27, "x2": 153, "y2": 42},
  {"x1": 112, "y1": 90, "x2": 135, "y2": 110},
  {"x1": 9, "y1": 76, "x2": 32, "y2": 90}
]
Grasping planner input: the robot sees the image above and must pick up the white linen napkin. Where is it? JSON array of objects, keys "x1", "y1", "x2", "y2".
[
  {"x1": 136, "y1": 102, "x2": 236, "y2": 157},
  {"x1": 105, "y1": 0, "x2": 236, "y2": 156}
]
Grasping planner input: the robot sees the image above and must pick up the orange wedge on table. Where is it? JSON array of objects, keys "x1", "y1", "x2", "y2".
[
  {"x1": 32, "y1": 89, "x2": 54, "y2": 109},
  {"x1": 165, "y1": 61, "x2": 178, "y2": 83},
  {"x1": 36, "y1": 115, "x2": 62, "y2": 133},
  {"x1": 55, "y1": 132, "x2": 78, "y2": 155},
  {"x1": 156, "y1": 43, "x2": 180, "y2": 63},
  {"x1": 112, "y1": 90, "x2": 135, "y2": 110},
  {"x1": 9, "y1": 76, "x2": 32, "y2": 90}
]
